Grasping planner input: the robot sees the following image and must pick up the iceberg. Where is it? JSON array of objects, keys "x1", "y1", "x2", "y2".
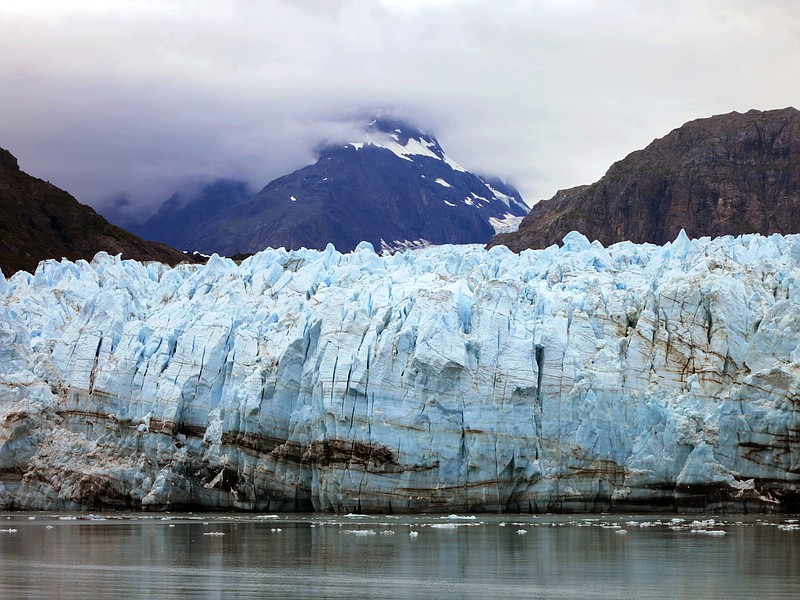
[{"x1": 0, "y1": 232, "x2": 799, "y2": 513}]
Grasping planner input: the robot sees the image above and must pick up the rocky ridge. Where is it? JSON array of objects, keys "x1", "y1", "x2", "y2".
[
  {"x1": 0, "y1": 146, "x2": 191, "y2": 276},
  {"x1": 491, "y1": 108, "x2": 800, "y2": 252}
]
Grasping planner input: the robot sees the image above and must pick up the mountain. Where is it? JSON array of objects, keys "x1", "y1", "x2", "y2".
[
  {"x1": 2, "y1": 233, "x2": 799, "y2": 512},
  {"x1": 0, "y1": 146, "x2": 191, "y2": 275},
  {"x1": 165, "y1": 118, "x2": 528, "y2": 255},
  {"x1": 127, "y1": 179, "x2": 254, "y2": 251},
  {"x1": 490, "y1": 107, "x2": 800, "y2": 252}
]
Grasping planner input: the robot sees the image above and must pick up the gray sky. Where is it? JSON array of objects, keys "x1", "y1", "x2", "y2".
[{"x1": 2, "y1": 0, "x2": 799, "y2": 219}]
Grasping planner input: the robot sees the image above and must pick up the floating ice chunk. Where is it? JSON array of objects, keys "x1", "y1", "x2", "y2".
[{"x1": 690, "y1": 519, "x2": 718, "y2": 528}]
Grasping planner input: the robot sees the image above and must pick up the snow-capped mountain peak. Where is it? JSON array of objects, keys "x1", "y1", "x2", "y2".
[
  {"x1": 347, "y1": 118, "x2": 468, "y2": 172},
  {"x1": 3, "y1": 232, "x2": 799, "y2": 512},
  {"x1": 117, "y1": 115, "x2": 530, "y2": 256}
]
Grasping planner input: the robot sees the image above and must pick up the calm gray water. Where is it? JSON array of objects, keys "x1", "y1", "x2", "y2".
[{"x1": 0, "y1": 513, "x2": 798, "y2": 599}]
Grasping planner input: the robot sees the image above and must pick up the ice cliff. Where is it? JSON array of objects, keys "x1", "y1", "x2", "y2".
[{"x1": 1, "y1": 232, "x2": 799, "y2": 513}]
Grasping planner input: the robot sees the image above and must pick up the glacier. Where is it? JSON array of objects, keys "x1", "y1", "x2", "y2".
[{"x1": 1, "y1": 231, "x2": 799, "y2": 513}]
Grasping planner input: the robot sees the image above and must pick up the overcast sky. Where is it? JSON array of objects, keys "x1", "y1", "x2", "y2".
[{"x1": 2, "y1": 0, "x2": 799, "y2": 219}]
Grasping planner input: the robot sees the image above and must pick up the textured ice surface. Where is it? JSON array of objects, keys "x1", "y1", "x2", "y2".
[{"x1": 1, "y1": 231, "x2": 799, "y2": 512}]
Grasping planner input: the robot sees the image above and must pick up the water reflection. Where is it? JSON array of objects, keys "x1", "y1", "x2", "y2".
[{"x1": 0, "y1": 514, "x2": 798, "y2": 599}]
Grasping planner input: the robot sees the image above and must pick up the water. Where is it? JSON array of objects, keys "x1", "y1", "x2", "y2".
[{"x1": 1, "y1": 513, "x2": 798, "y2": 599}]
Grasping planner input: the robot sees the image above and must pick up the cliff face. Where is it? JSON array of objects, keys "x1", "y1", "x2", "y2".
[
  {"x1": 491, "y1": 108, "x2": 800, "y2": 252},
  {"x1": 0, "y1": 146, "x2": 191, "y2": 275},
  {"x1": 2, "y1": 234, "x2": 799, "y2": 513}
]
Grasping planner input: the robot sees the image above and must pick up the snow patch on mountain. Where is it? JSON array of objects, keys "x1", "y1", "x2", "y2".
[
  {"x1": 483, "y1": 181, "x2": 527, "y2": 211},
  {"x1": 349, "y1": 130, "x2": 468, "y2": 172},
  {"x1": 379, "y1": 238, "x2": 432, "y2": 253},
  {"x1": 490, "y1": 213, "x2": 525, "y2": 234}
]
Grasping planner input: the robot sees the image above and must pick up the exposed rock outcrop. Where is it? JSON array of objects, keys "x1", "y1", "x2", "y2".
[
  {"x1": 491, "y1": 108, "x2": 800, "y2": 252},
  {"x1": 0, "y1": 146, "x2": 192, "y2": 276}
]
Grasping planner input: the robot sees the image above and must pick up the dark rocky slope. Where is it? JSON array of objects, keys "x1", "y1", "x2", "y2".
[
  {"x1": 0, "y1": 146, "x2": 191, "y2": 276},
  {"x1": 126, "y1": 179, "x2": 254, "y2": 252},
  {"x1": 490, "y1": 108, "x2": 800, "y2": 251}
]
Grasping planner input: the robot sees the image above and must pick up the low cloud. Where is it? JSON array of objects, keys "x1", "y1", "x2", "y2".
[{"x1": 2, "y1": 1, "x2": 799, "y2": 218}]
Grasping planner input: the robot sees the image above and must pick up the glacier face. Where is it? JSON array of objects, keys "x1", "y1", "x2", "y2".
[{"x1": 1, "y1": 232, "x2": 799, "y2": 513}]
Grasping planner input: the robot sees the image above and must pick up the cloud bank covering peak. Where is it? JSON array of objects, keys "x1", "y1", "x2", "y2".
[{"x1": 2, "y1": 1, "x2": 800, "y2": 218}]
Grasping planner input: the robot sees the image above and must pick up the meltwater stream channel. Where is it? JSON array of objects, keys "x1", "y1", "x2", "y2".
[{"x1": 1, "y1": 513, "x2": 798, "y2": 599}]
